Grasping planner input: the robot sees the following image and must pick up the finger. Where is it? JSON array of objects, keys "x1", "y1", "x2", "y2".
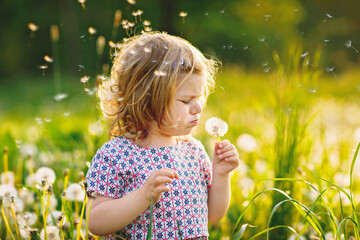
[
  {"x1": 153, "y1": 185, "x2": 171, "y2": 194},
  {"x1": 218, "y1": 149, "x2": 239, "y2": 160},
  {"x1": 217, "y1": 139, "x2": 230, "y2": 149},
  {"x1": 157, "y1": 168, "x2": 179, "y2": 179},
  {"x1": 217, "y1": 143, "x2": 236, "y2": 154},
  {"x1": 152, "y1": 176, "x2": 174, "y2": 187}
]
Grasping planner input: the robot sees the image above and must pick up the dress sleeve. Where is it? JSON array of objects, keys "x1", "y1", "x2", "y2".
[{"x1": 85, "y1": 145, "x2": 124, "y2": 198}]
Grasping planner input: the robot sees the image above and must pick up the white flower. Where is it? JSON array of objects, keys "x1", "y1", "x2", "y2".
[
  {"x1": 40, "y1": 226, "x2": 60, "y2": 240},
  {"x1": 19, "y1": 143, "x2": 38, "y2": 157},
  {"x1": 0, "y1": 171, "x2": 15, "y2": 186},
  {"x1": 35, "y1": 167, "x2": 56, "y2": 184},
  {"x1": 88, "y1": 121, "x2": 104, "y2": 136},
  {"x1": 66, "y1": 183, "x2": 85, "y2": 202},
  {"x1": 47, "y1": 210, "x2": 65, "y2": 225},
  {"x1": 25, "y1": 174, "x2": 37, "y2": 187},
  {"x1": 205, "y1": 117, "x2": 228, "y2": 137},
  {"x1": 18, "y1": 188, "x2": 35, "y2": 205},
  {"x1": 15, "y1": 198, "x2": 25, "y2": 212},
  {"x1": 236, "y1": 133, "x2": 257, "y2": 153},
  {"x1": 19, "y1": 227, "x2": 30, "y2": 239},
  {"x1": 288, "y1": 234, "x2": 306, "y2": 240},
  {"x1": 324, "y1": 232, "x2": 336, "y2": 240},
  {"x1": 53, "y1": 93, "x2": 68, "y2": 101},
  {"x1": 0, "y1": 184, "x2": 18, "y2": 206},
  {"x1": 17, "y1": 212, "x2": 37, "y2": 227}
]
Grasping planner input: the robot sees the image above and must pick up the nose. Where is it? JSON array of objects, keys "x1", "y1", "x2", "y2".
[{"x1": 190, "y1": 99, "x2": 202, "y2": 114}]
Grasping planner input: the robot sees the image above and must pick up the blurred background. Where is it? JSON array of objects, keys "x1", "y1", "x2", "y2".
[{"x1": 1, "y1": 0, "x2": 360, "y2": 239}]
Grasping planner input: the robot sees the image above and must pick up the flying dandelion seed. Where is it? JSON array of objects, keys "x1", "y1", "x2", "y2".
[
  {"x1": 53, "y1": 93, "x2": 68, "y2": 101},
  {"x1": 28, "y1": 22, "x2": 39, "y2": 32},
  {"x1": 345, "y1": 40, "x2": 359, "y2": 54},
  {"x1": 219, "y1": 9, "x2": 225, "y2": 14},
  {"x1": 126, "y1": 0, "x2": 136, "y2": 5},
  {"x1": 64, "y1": 112, "x2": 71, "y2": 117},
  {"x1": 88, "y1": 27, "x2": 97, "y2": 35},
  {"x1": 80, "y1": 75, "x2": 90, "y2": 83},
  {"x1": 143, "y1": 47, "x2": 151, "y2": 53},
  {"x1": 264, "y1": 66, "x2": 271, "y2": 73},
  {"x1": 78, "y1": 65, "x2": 85, "y2": 71},
  {"x1": 78, "y1": 0, "x2": 86, "y2": 9},
  {"x1": 205, "y1": 117, "x2": 228, "y2": 142},
  {"x1": 326, "y1": 65, "x2": 337, "y2": 77},
  {"x1": 143, "y1": 20, "x2": 151, "y2": 26},
  {"x1": 301, "y1": 52, "x2": 309, "y2": 58},
  {"x1": 179, "y1": 11, "x2": 188, "y2": 24},
  {"x1": 243, "y1": 45, "x2": 249, "y2": 51},
  {"x1": 137, "y1": 10, "x2": 143, "y2": 22},
  {"x1": 154, "y1": 70, "x2": 166, "y2": 76},
  {"x1": 39, "y1": 65, "x2": 48, "y2": 76},
  {"x1": 204, "y1": 12, "x2": 209, "y2": 16},
  {"x1": 44, "y1": 55, "x2": 53, "y2": 63},
  {"x1": 264, "y1": 14, "x2": 272, "y2": 21},
  {"x1": 323, "y1": 13, "x2": 334, "y2": 22},
  {"x1": 293, "y1": 9, "x2": 299, "y2": 12}
]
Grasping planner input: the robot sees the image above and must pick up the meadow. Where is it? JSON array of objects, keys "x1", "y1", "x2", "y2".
[{"x1": 1, "y1": 48, "x2": 360, "y2": 239}]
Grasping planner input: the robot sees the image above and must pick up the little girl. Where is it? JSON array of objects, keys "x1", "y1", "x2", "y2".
[{"x1": 85, "y1": 32, "x2": 239, "y2": 239}]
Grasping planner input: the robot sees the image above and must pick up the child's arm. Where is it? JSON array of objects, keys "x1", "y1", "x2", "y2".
[
  {"x1": 207, "y1": 140, "x2": 239, "y2": 223},
  {"x1": 87, "y1": 168, "x2": 179, "y2": 236}
]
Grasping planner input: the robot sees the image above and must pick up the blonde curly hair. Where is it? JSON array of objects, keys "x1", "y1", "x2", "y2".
[{"x1": 97, "y1": 32, "x2": 219, "y2": 140}]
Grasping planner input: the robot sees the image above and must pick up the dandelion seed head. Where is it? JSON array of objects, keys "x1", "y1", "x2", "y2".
[
  {"x1": 1, "y1": 171, "x2": 15, "y2": 186},
  {"x1": 17, "y1": 212, "x2": 37, "y2": 227},
  {"x1": 236, "y1": 133, "x2": 257, "y2": 153},
  {"x1": 39, "y1": 65, "x2": 48, "y2": 70},
  {"x1": 66, "y1": 183, "x2": 85, "y2": 202},
  {"x1": 88, "y1": 121, "x2": 104, "y2": 136},
  {"x1": 0, "y1": 185, "x2": 17, "y2": 206},
  {"x1": 128, "y1": 22, "x2": 135, "y2": 27},
  {"x1": 36, "y1": 167, "x2": 56, "y2": 184},
  {"x1": 40, "y1": 226, "x2": 60, "y2": 240},
  {"x1": 136, "y1": 10, "x2": 143, "y2": 15},
  {"x1": 205, "y1": 117, "x2": 228, "y2": 137}
]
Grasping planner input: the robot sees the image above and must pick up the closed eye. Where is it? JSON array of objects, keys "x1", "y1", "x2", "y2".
[{"x1": 180, "y1": 100, "x2": 190, "y2": 104}]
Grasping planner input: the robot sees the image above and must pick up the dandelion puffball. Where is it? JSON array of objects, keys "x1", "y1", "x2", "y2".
[
  {"x1": 35, "y1": 167, "x2": 56, "y2": 184},
  {"x1": 205, "y1": 117, "x2": 228, "y2": 137},
  {"x1": 66, "y1": 183, "x2": 85, "y2": 202},
  {"x1": 236, "y1": 133, "x2": 258, "y2": 153}
]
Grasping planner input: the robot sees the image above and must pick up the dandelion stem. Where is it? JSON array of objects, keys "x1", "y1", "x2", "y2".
[
  {"x1": 217, "y1": 135, "x2": 221, "y2": 143},
  {"x1": 42, "y1": 187, "x2": 48, "y2": 240},
  {"x1": 86, "y1": 197, "x2": 94, "y2": 240},
  {"x1": 77, "y1": 186, "x2": 88, "y2": 240},
  {"x1": 10, "y1": 202, "x2": 20, "y2": 239},
  {"x1": 3, "y1": 147, "x2": 9, "y2": 184},
  {"x1": 0, "y1": 199, "x2": 16, "y2": 240}
]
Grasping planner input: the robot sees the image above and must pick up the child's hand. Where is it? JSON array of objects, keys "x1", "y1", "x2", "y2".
[
  {"x1": 213, "y1": 140, "x2": 239, "y2": 176},
  {"x1": 141, "y1": 168, "x2": 179, "y2": 203}
]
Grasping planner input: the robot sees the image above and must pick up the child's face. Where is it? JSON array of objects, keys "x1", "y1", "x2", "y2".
[{"x1": 165, "y1": 73, "x2": 205, "y2": 136}]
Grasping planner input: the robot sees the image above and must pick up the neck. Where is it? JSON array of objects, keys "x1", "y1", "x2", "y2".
[{"x1": 135, "y1": 134, "x2": 177, "y2": 148}]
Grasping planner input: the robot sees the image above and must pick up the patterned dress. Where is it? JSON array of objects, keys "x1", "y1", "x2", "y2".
[{"x1": 85, "y1": 136, "x2": 212, "y2": 239}]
